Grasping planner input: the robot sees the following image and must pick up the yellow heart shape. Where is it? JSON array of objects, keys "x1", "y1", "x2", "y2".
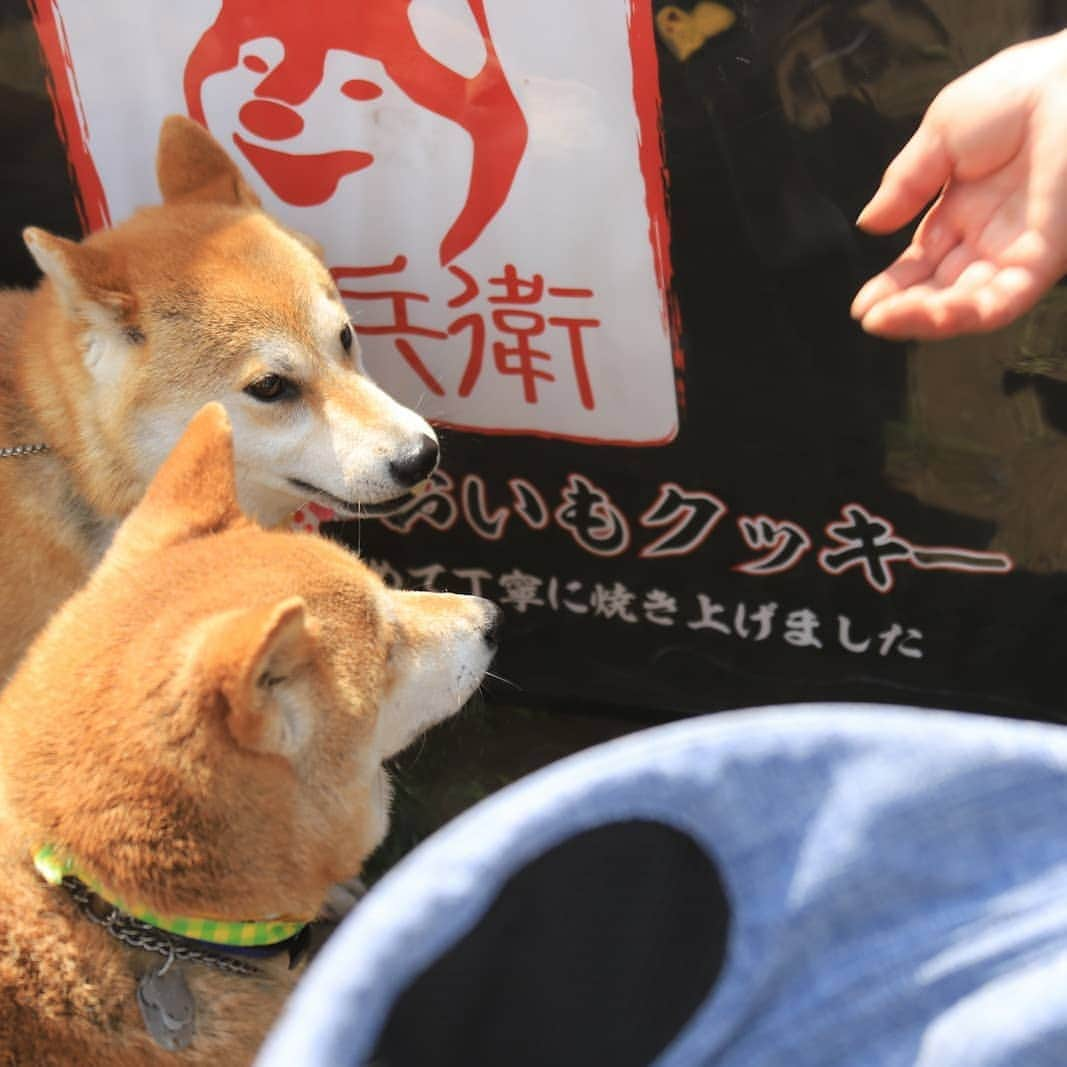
[{"x1": 655, "y1": 2, "x2": 737, "y2": 62}]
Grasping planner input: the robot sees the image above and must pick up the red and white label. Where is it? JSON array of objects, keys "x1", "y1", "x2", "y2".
[{"x1": 33, "y1": 0, "x2": 680, "y2": 445}]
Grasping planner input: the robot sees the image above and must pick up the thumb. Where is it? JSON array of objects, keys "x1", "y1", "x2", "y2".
[{"x1": 856, "y1": 123, "x2": 952, "y2": 234}]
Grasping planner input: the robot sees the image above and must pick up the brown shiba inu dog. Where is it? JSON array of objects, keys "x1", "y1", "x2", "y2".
[
  {"x1": 0, "y1": 403, "x2": 497, "y2": 1065},
  {"x1": 0, "y1": 115, "x2": 438, "y2": 680}
]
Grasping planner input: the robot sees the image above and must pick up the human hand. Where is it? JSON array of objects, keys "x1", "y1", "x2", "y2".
[{"x1": 851, "y1": 30, "x2": 1067, "y2": 340}]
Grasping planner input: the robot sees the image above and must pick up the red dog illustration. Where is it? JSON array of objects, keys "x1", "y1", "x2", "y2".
[{"x1": 185, "y1": 0, "x2": 528, "y2": 264}]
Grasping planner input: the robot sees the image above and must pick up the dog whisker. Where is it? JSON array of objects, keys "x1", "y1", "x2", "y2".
[
  {"x1": 484, "y1": 670, "x2": 521, "y2": 690},
  {"x1": 400, "y1": 730, "x2": 431, "y2": 771}
]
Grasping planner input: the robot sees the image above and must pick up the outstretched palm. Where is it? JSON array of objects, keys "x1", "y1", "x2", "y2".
[{"x1": 852, "y1": 31, "x2": 1067, "y2": 340}]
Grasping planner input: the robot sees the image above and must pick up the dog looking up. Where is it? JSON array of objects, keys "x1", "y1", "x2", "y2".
[
  {"x1": 0, "y1": 115, "x2": 437, "y2": 680},
  {"x1": 0, "y1": 404, "x2": 497, "y2": 1065}
]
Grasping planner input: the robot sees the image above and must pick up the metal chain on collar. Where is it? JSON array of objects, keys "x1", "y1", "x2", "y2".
[
  {"x1": 62, "y1": 877, "x2": 259, "y2": 977},
  {"x1": 0, "y1": 442, "x2": 49, "y2": 459}
]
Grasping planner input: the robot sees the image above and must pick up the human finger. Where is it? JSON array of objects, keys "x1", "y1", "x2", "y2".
[
  {"x1": 851, "y1": 218, "x2": 958, "y2": 320},
  {"x1": 855, "y1": 124, "x2": 953, "y2": 234},
  {"x1": 859, "y1": 264, "x2": 1041, "y2": 339}
]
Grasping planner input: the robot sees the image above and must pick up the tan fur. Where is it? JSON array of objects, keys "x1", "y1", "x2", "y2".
[
  {"x1": 0, "y1": 116, "x2": 436, "y2": 683},
  {"x1": 0, "y1": 404, "x2": 496, "y2": 1065}
]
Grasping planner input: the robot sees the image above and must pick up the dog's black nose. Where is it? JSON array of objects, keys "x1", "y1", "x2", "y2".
[
  {"x1": 389, "y1": 434, "x2": 439, "y2": 488},
  {"x1": 483, "y1": 605, "x2": 503, "y2": 650}
]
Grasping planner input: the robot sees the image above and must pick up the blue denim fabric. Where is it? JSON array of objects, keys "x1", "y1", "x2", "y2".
[{"x1": 257, "y1": 704, "x2": 1067, "y2": 1066}]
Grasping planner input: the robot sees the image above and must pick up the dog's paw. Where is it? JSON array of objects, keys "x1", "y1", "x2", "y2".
[{"x1": 319, "y1": 877, "x2": 368, "y2": 923}]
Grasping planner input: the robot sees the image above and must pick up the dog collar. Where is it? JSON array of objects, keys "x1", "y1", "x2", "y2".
[
  {"x1": 34, "y1": 844, "x2": 311, "y2": 950},
  {"x1": 0, "y1": 442, "x2": 49, "y2": 459}
]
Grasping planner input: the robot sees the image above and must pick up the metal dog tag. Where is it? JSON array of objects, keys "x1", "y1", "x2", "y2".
[{"x1": 137, "y1": 961, "x2": 196, "y2": 1051}]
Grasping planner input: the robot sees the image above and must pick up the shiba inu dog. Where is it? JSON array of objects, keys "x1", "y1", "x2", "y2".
[
  {"x1": 0, "y1": 115, "x2": 437, "y2": 681},
  {"x1": 0, "y1": 404, "x2": 498, "y2": 1065}
]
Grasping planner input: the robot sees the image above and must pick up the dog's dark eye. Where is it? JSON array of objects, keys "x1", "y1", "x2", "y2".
[
  {"x1": 244, "y1": 374, "x2": 297, "y2": 402},
  {"x1": 340, "y1": 323, "x2": 353, "y2": 353}
]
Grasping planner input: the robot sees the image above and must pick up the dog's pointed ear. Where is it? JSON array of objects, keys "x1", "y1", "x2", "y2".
[
  {"x1": 23, "y1": 227, "x2": 135, "y2": 323},
  {"x1": 203, "y1": 597, "x2": 318, "y2": 757},
  {"x1": 157, "y1": 115, "x2": 261, "y2": 208},
  {"x1": 112, "y1": 403, "x2": 245, "y2": 556}
]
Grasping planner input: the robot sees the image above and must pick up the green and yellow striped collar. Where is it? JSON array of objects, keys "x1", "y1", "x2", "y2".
[{"x1": 34, "y1": 844, "x2": 310, "y2": 949}]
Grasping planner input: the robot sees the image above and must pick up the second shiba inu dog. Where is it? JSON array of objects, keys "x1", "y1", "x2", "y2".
[
  {"x1": 0, "y1": 403, "x2": 497, "y2": 1065},
  {"x1": 0, "y1": 115, "x2": 437, "y2": 679}
]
